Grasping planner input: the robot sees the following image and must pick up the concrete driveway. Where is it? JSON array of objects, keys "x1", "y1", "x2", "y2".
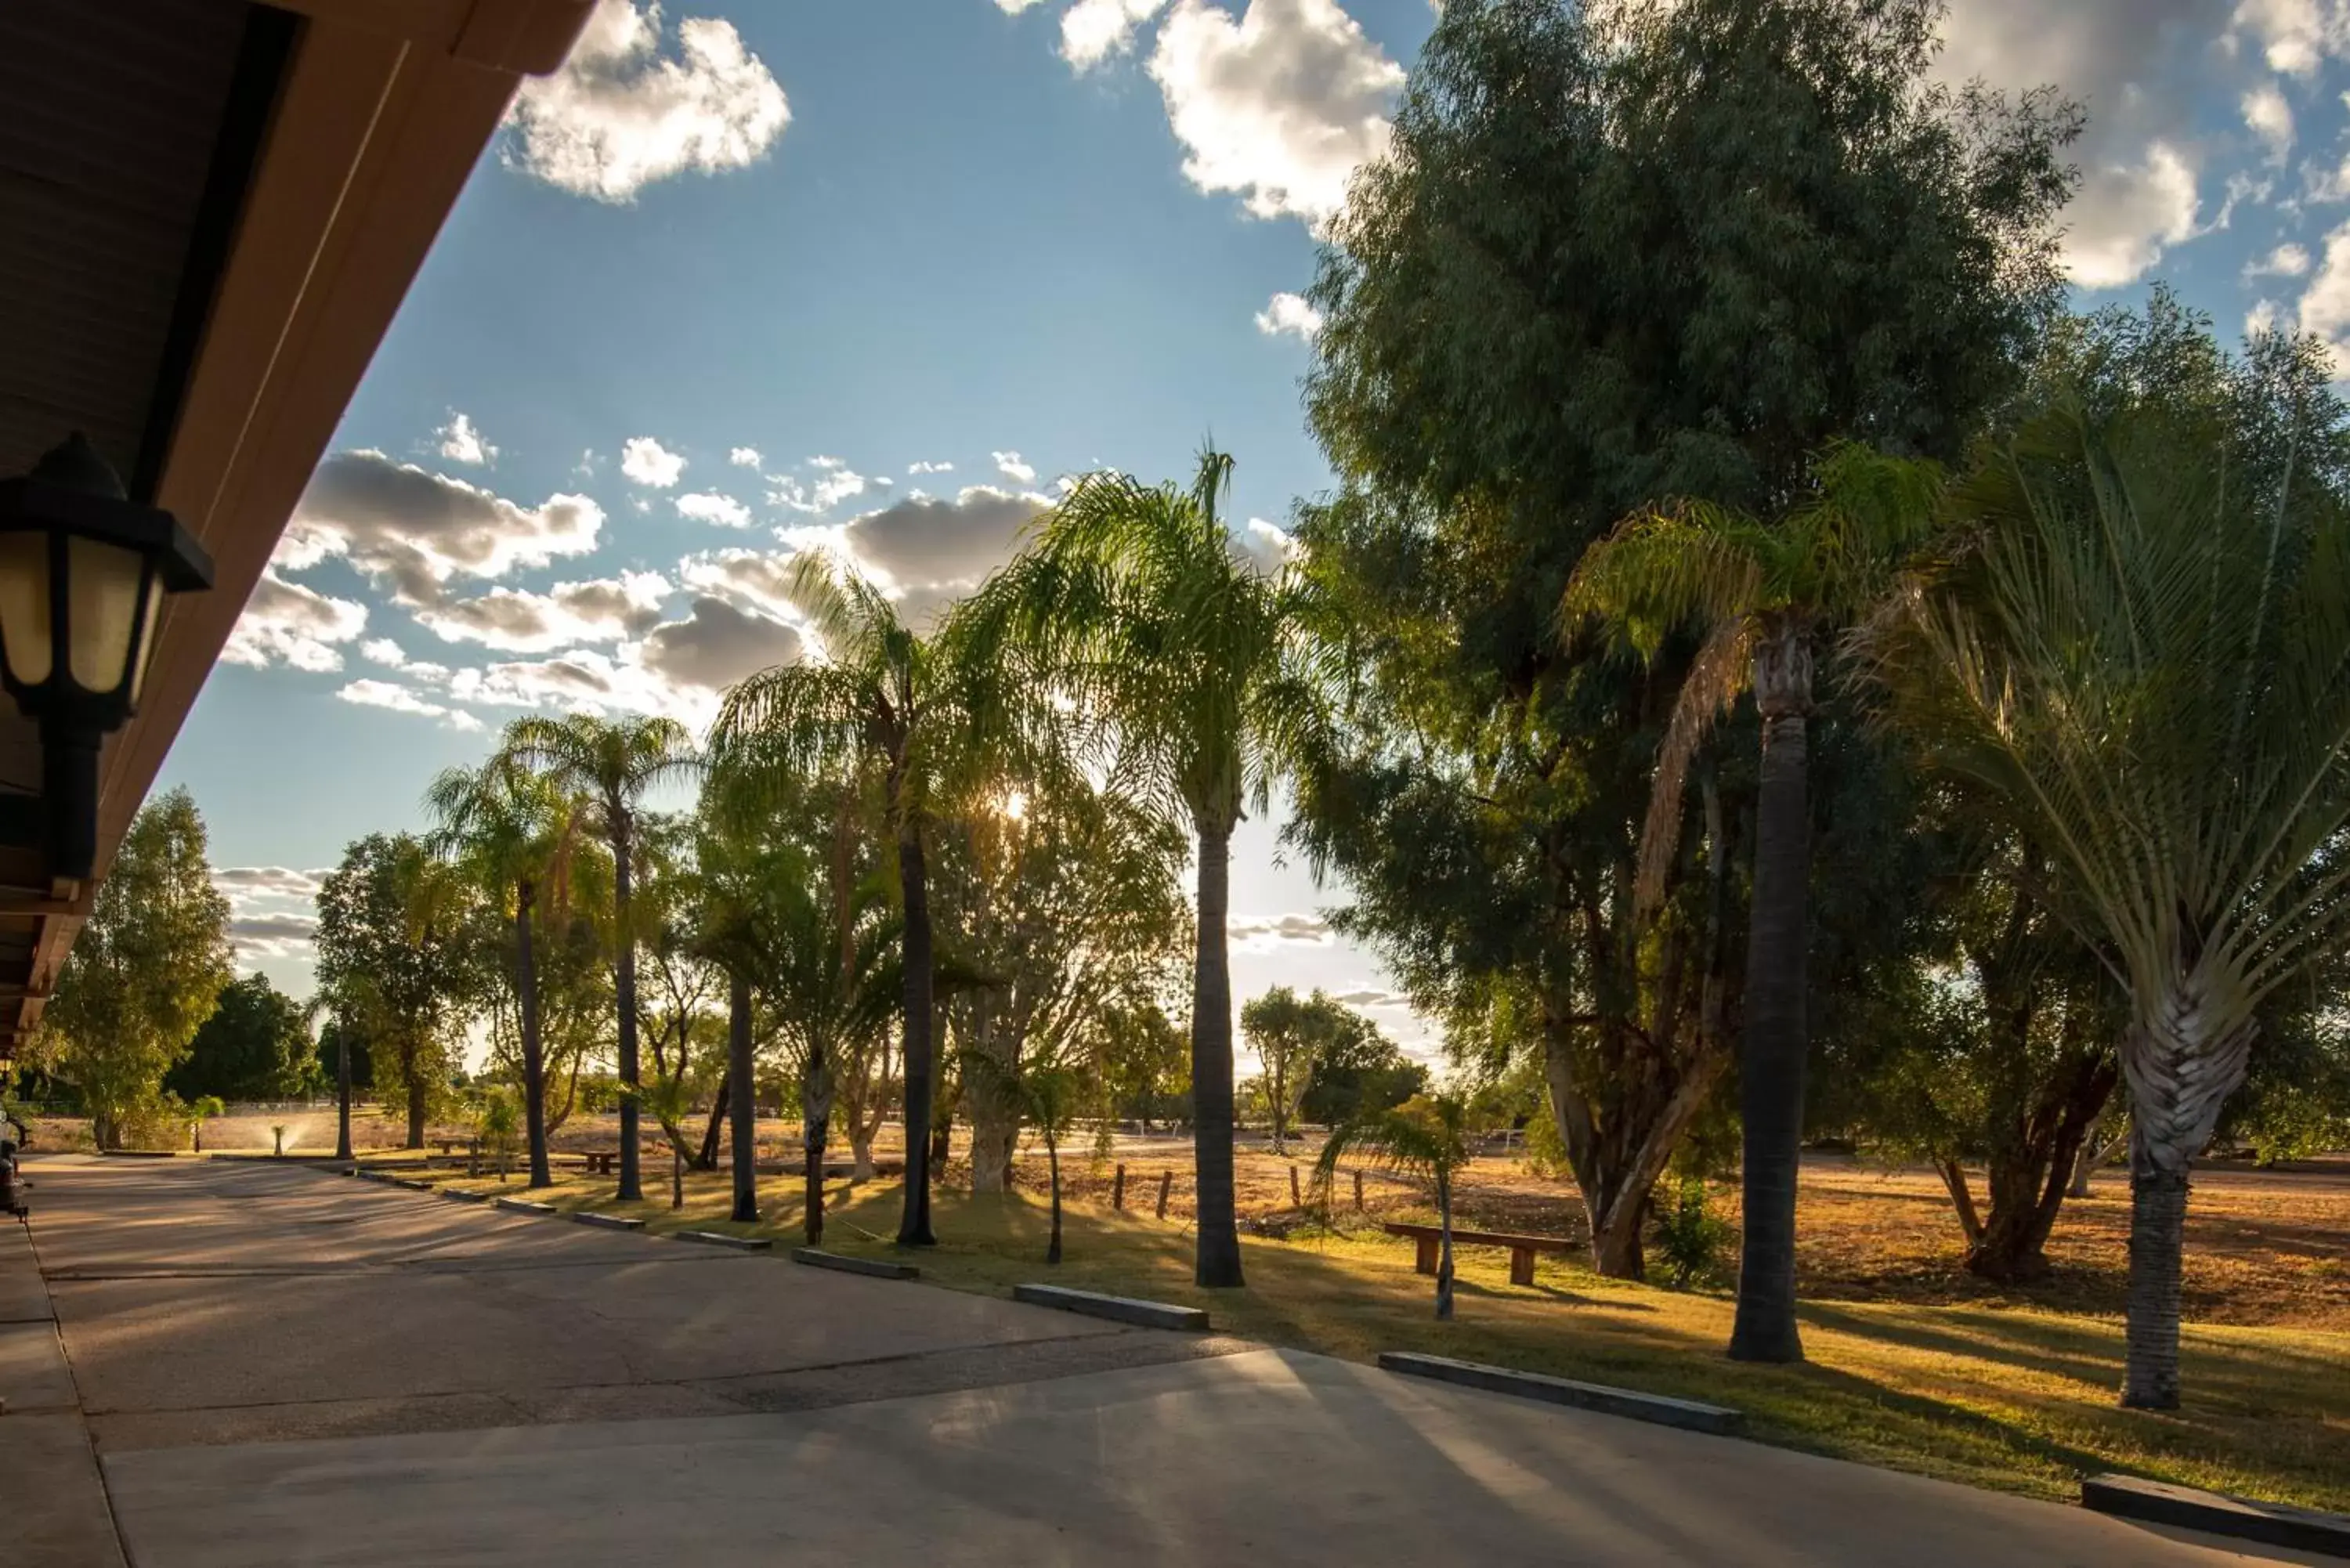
[{"x1": 1, "y1": 1156, "x2": 2326, "y2": 1566}]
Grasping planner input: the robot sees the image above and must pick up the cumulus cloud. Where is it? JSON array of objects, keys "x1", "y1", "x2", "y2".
[
  {"x1": 1235, "y1": 516, "x2": 1295, "y2": 575},
  {"x1": 337, "y1": 678, "x2": 483, "y2": 731},
  {"x1": 434, "y1": 411, "x2": 497, "y2": 466},
  {"x1": 992, "y1": 450, "x2": 1036, "y2": 483},
  {"x1": 728, "y1": 446, "x2": 763, "y2": 468},
  {"x1": 1330, "y1": 986, "x2": 1411, "y2": 1009},
  {"x1": 2294, "y1": 219, "x2": 2350, "y2": 368},
  {"x1": 1228, "y1": 912, "x2": 1334, "y2": 950},
  {"x1": 768, "y1": 457, "x2": 870, "y2": 514},
  {"x1": 2247, "y1": 240, "x2": 2312, "y2": 276},
  {"x1": 1148, "y1": 0, "x2": 1403, "y2": 226},
  {"x1": 2229, "y1": 0, "x2": 2350, "y2": 75},
  {"x1": 212, "y1": 865, "x2": 324, "y2": 899},
  {"x1": 1062, "y1": 0, "x2": 1169, "y2": 67},
  {"x1": 1255, "y1": 290, "x2": 1323, "y2": 339},
  {"x1": 504, "y1": 0, "x2": 789, "y2": 202},
  {"x1": 230, "y1": 912, "x2": 320, "y2": 960},
  {"x1": 221, "y1": 571, "x2": 368, "y2": 673},
  {"x1": 278, "y1": 450, "x2": 603, "y2": 607},
  {"x1": 676, "y1": 490, "x2": 753, "y2": 527},
  {"x1": 621, "y1": 435, "x2": 687, "y2": 487},
  {"x1": 638, "y1": 594, "x2": 803, "y2": 692},
  {"x1": 908, "y1": 459, "x2": 954, "y2": 475},
  {"x1": 2243, "y1": 81, "x2": 2295, "y2": 163},
  {"x1": 2059, "y1": 142, "x2": 2207, "y2": 289},
  {"x1": 410, "y1": 571, "x2": 673, "y2": 652},
  {"x1": 841, "y1": 485, "x2": 1050, "y2": 612},
  {"x1": 359, "y1": 638, "x2": 407, "y2": 667}
]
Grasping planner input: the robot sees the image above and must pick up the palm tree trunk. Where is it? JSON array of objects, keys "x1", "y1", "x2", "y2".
[
  {"x1": 613, "y1": 817, "x2": 643, "y2": 1202},
  {"x1": 516, "y1": 888, "x2": 551, "y2": 1189},
  {"x1": 1435, "y1": 1167, "x2": 1455, "y2": 1321},
  {"x1": 897, "y1": 815, "x2": 938, "y2": 1246},
  {"x1": 2123, "y1": 1130, "x2": 2189, "y2": 1409},
  {"x1": 728, "y1": 971, "x2": 757, "y2": 1223},
  {"x1": 1191, "y1": 818, "x2": 1243, "y2": 1288},
  {"x1": 1047, "y1": 1135, "x2": 1063, "y2": 1265},
  {"x1": 334, "y1": 1027, "x2": 352, "y2": 1162},
  {"x1": 1729, "y1": 625, "x2": 1812, "y2": 1364},
  {"x1": 804, "y1": 1059, "x2": 832, "y2": 1247}
]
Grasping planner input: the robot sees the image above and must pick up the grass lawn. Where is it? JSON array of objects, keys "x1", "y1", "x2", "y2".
[{"x1": 409, "y1": 1158, "x2": 2350, "y2": 1516}]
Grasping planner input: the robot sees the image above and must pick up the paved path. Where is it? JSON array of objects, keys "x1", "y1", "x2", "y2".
[{"x1": 1, "y1": 1156, "x2": 2328, "y2": 1566}]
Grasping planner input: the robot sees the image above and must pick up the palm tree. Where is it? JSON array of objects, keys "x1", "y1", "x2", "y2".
[
  {"x1": 1856, "y1": 389, "x2": 2350, "y2": 1409},
  {"x1": 960, "y1": 449, "x2": 1329, "y2": 1288},
  {"x1": 1314, "y1": 1092, "x2": 1477, "y2": 1319},
  {"x1": 425, "y1": 754, "x2": 580, "y2": 1188},
  {"x1": 1563, "y1": 443, "x2": 1943, "y2": 1364},
  {"x1": 501, "y1": 714, "x2": 698, "y2": 1202},
  {"x1": 710, "y1": 553, "x2": 999, "y2": 1247}
]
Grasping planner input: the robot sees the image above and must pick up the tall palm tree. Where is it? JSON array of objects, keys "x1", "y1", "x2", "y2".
[
  {"x1": 1314, "y1": 1092, "x2": 1477, "y2": 1320},
  {"x1": 501, "y1": 714, "x2": 698, "y2": 1202},
  {"x1": 1564, "y1": 443, "x2": 1943, "y2": 1363},
  {"x1": 960, "y1": 450, "x2": 1330, "y2": 1288},
  {"x1": 710, "y1": 552, "x2": 999, "y2": 1246},
  {"x1": 425, "y1": 754, "x2": 579, "y2": 1188},
  {"x1": 1856, "y1": 391, "x2": 2350, "y2": 1409}
]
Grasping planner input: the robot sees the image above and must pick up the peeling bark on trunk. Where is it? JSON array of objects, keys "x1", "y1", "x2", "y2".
[
  {"x1": 1730, "y1": 621, "x2": 1812, "y2": 1365},
  {"x1": 1191, "y1": 817, "x2": 1243, "y2": 1288},
  {"x1": 1963, "y1": 1053, "x2": 2117, "y2": 1283}
]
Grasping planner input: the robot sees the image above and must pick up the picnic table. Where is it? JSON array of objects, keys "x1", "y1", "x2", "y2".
[
  {"x1": 1382, "y1": 1221, "x2": 1573, "y2": 1287},
  {"x1": 579, "y1": 1149, "x2": 621, "y2": 1176}
]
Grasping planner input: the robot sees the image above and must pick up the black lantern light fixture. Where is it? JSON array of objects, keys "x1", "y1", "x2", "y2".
[{"x1": 0, "y1": 433, "x2": 214, "y2": 881}]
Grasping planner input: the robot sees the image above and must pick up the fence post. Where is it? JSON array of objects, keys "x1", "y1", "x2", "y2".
[
  {"x1": 1353, "y1": 1169, "x2": 1364, "y2": 1212},
  {"x1": 1155, "y1": 1168, "x2": 1173, "y2": 1219},
  {"x1": 1289, "y1": 1165, "x2": 1302, "y2": 1208},
  {"x1": 1112, "y1": 1163, "x2": 1126, "y2": 1211}
]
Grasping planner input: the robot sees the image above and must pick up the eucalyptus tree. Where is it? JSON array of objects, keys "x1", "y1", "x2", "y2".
[
  {"x1": 501, "y1": 714, "x2": 698, "y2": 1201},
  {"x1": 1288, "y1": 0, "x2": 2077, "y2": 1284},
  {"x1": 425, "y1": 754, "x2": 582, "y2": 1187},
  {"x1": 1563, "y1": 444, "x2": 1942, "y2": 1362},
  {"x1": 960, "y1": 450, "x2": 1330, "y2": 1288},
  {"x1": 1856, "y1": 334, "x2": 2350, "y2": 1408},
  {"x1": 932, "y1": 776, "x2": 1189, "y2": 1194},
  {"x1": 711, "y1": 552, "x2": 1009, "y2": 1246},
  {"x1": 316, "y1": 833, "x2": 472, "y2": 1148}
]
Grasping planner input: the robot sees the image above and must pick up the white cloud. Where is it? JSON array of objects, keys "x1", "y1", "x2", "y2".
[
  {"x1": 2230, "y1": 0, "x2": 2350, "y2": 75},
  {"x1": 1228, "y1": 912, "x2": 1333, "y2": 951},
  {"x1": 1148, "y1": 0, "x2": 1403, "y2": 226},
  {"x1": 410, "y1": 570, "x2": 673, "y2": 652},
  {"x1": 222, "y1": 571, "x2": 368, "y2": 673},
  {"x1": 676, "y1": 490, "x2": 753, "y2": 527},
  {"x1": 838, "y1": 485, "x2": 1052, "y2": 627},
  {"x1": 621, "y1": 435, "x2": 687, "y2": 487},
  {"x1": 770, "y1": 458, "x2": 870, "y2": 513},
  {"x1": 1062, "y1": 0, "x2": 1169, "y2": 67},
  {"x1": 2247, "y1": 240, "x2": 2312, "y2": 276},
  {"x1": 434, "y1": 411, "x2": 498, "y2": 467},
  {"x1": 336, "y1": 678, "x2": 483, "y2": 732},
  {"x1": 1331, "y1": 986, "x2": 1412, "y2": 1010},
  {"x1": 1235, "y1": 515, "x2": 1294, "y2": 575},
  {"x1": 996, "y1": 0, "x2": 1052, "y2": 9},
  {"x1": 2243, "y1": 81, "x2": 2296, "y2": 163},
  {"x1": 504, "y1": 0, "x2": 789, "y2": 202},
  {"x1": 2059, "y1": 141, "x2": 2206, "y2": 289},
  {"x1": 908, "y1": 459, "x2": 954, "y2": 475},
  {"x1": 728, "y1": 446, "x2": 763, "y2": 468},
  {"x1": 2249, "y1": 298, "x2": 2284, "y2": 335},
  {"x1": 278, "y1": 450, "x2": 604, "y2": 607},
  {"x1": 1255, "y1": 290, "x2": 1322, "y2": 340},
  {"x1": 212, "y1": 865, "x2": 324, "y2": 900},
  {"x1": 229, "y1": 912, "x2": 320, "y2": 960},
  {"x1": 359, "y1": 638, "x2": 408, "y2": 667},
  {"x1": 2294, "y1": 219, "x2": 2350, "y2": 369},
  {"x1": 992, "y1": 450, "x2": 1036, "y2": 483}
]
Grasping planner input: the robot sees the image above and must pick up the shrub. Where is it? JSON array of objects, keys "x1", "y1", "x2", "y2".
[{"x1": 1653, "y1": 1176, "x2": 1733, "y2": 1290}]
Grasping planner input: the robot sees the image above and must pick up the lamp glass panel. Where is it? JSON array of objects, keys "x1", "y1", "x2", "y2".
[
  {"x1": 67, "y1": 537, "x2": 144, "y2": 693},
  {"x1": 0, "y1": 533, "x2": 52, "y2": 687},
  {"x1": 128, "y1": 575, "x2": 164, "y2": 706}
]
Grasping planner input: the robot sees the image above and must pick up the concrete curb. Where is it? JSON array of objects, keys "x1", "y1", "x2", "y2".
[
  {"x1": 1012, "y1": 1283, "x2": 1208, "y2": 1331},
  {"x1": 792, "y1": 1248, "x2": 917, "y2": 1279},
  {"x1": 1378, "y1": 1352, "x2": 1744, "y2": 1437},
  {"x1": 440, "y1": 1189, "x2": 490, "y2": 1203},
  {"x1": 573, "y1": 1212, "x2": 645, "y2": 1232},
  {"x1": 2083, "y1": 1474, "x2": 2350, "y2": 1557},
  {"x1": 493, "y1": 1198, "x2": 555, "y2": 1216},
  {"x1": 675, "y1": 1231, "x2": 772, "y2": 1252}
]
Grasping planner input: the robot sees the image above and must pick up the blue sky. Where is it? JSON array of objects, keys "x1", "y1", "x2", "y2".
[{"x1": 170, "y1": 0, "x2": 2350, "y2": 1059}]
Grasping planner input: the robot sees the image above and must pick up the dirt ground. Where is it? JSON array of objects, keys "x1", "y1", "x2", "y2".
[{"x1": 30, "y1": 1107, "x2": 2344, "y2": 1331}]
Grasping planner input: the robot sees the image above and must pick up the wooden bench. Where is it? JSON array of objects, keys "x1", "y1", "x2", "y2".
[
  {"x1": 1383, "y1": 1222, "x2": 1573, "y2": 1287},
  {"x1": 580, "y1": 1149, "x2": 620, "y2": 1176}
]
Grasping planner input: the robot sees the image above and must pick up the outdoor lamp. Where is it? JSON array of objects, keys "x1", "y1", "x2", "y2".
[{"x1": 0, "y1": 433, "x2": 213, "y2": 880}]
